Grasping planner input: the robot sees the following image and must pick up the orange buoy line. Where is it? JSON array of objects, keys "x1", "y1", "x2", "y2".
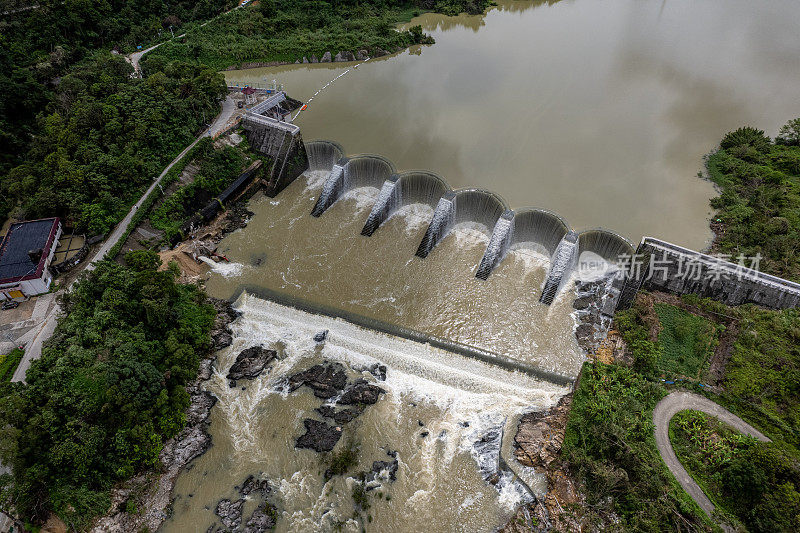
[{"x1": 292, "y1": 56, "x2": 372, "y2": 121}]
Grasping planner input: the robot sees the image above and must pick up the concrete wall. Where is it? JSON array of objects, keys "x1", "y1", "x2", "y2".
[
  {"x1": 617, "y1": 237, "x2": 800, "y2": 311},
  {"x1": 242, "y1": 114, "x2": 308, "y2": 197}
]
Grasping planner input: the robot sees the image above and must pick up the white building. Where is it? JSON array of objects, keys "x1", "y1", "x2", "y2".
[{"x1": 0, "y1": 217, "x2": 62, "y2": 300}]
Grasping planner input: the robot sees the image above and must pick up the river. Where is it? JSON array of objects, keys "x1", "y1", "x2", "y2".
[
  {"x1": 162, "y1": 0, "x2": 800, "y2": 531},
  {"x1": 225, "y1": 0, "x2": 800, "y2": 250}
]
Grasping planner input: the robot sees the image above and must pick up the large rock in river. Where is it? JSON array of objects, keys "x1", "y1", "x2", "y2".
[
  {"x1": 288, "y1": 363, "x2": 348, "y2": 399},
  {"x1": 227, "y1": 346, "x2": 277, "y2": 386},
  {"x1": 215, "y1": 498, "x2": 245, "y2": 530},
  {"x1": 242, "y1": 505, "x2": 277, "y2": 532},
  {"x1": 296, "y1": 419, "x2": 343, "y2": 452},
  {"x1": 337, "y1": 379, "x2": 385, "y2": 406}
]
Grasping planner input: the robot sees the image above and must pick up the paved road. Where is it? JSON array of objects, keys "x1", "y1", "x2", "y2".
[
  {"x1": 11, "y1": 93, "x2": 235, "y2": 384},
  {"x1": 653, "y1": 391, "x2": 770, "y2": 518},
  {"x1": 9, "y1": 11, "x2": 243, "y2": 382}
]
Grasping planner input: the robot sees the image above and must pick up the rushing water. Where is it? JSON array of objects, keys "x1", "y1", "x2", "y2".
[
  {"x1": 165, "y1": 1, "x2": 800, "y2": 530},
  {"x1": 162, "y1": 295, "x2": 568, "y2": 533},
  {"x1": 226, "y1": 0, "x2": 800, "y2": 250},
  {"x1": 204, "y1": 172, "x2": 583, "y2": 377}
]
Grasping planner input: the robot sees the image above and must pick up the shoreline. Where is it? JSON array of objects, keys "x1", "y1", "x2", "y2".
[
  {"x1": 220, "y1": 46, "x2": 407, "y2": 72},
  {"x1": 90, "y1": 299, "x2": 239, "y2": 533}
]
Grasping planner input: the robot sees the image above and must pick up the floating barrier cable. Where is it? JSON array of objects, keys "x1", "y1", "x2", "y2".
[{"x1": 293, "y1": 56, "x2": 373, "y2": 121}]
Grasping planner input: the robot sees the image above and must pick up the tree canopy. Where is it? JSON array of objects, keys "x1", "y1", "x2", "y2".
[{"x1": 0, "y1": 252, "x2": 215, "y2": 528}]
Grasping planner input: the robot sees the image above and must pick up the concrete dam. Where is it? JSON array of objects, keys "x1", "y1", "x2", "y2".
[
  {"x1": 304, "y1": 139, "x2": 636, "y2": 308},
  {"x1": 243, "y1": 110, "x2": 800, "y2": 332}
]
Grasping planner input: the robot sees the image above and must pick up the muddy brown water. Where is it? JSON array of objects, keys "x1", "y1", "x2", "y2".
[
  {"x1": 163, "y1": 1, "x2": 800, "y2": 530},
  {"x1": 226, "y1": 0, "x2": 800, "y2": 251}
]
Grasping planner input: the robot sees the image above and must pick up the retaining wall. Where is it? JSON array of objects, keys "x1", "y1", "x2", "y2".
[
  {"x1": 242, "y1": 114, "x2": 308, "y2": 197},
  {"x1": 617, "y1": 237, "x2": 800, "y2": 310}
]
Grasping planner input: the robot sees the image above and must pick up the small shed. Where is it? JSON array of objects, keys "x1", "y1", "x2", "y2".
[{"x1": 242, "y1": 86, "x2": 257, "y2": 105}]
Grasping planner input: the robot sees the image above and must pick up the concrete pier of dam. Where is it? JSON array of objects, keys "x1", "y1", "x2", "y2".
[{"x1": 241, "y1": 92, "x2": 308, "y2": 197}]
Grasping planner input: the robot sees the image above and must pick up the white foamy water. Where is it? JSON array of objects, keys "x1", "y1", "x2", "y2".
[
  {"x1": 198, "y1": 256, "x2": 246, "y2": 278},
  {"x1": 302, "y1": 169, "x2": 332, "y2": 192},
  {"x1": 162, "y1": 293, "x2": 569, "y2": 533},
  {"x1": 342, "y1": 185, "x2": 381, "y2": 212}
]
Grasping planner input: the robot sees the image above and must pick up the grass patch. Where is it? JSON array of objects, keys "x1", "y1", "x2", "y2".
[
  {"x1": 0, "y1": 348, "x2": 24, "y2": 382},
  {"x1": 325, "y1": 441, "x2": 359, "y2": 479},
  {"x1": 654, "y1": 304, "x2": 719, "y2": 379},
  {"x1": 714, "y1": 306, "x2": 800, "y2": 447}
]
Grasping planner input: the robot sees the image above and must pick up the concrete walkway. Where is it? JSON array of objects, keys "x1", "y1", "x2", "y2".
[{"x1": 653, "y1": 391, "x2": 770, "y2": 517}]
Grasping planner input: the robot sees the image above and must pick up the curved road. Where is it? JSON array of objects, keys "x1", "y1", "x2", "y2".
[{"x1": 653, "y1": 391, "x2": 770, "y2": 517}]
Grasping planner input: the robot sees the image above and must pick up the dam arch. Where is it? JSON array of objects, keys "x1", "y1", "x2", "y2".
[
  {"x1": 415, "y1": 188, "x2": 508, "y2": 259},
  {"x1": 361, "y1": 171, "x2": 451, "y2": 236},
  {"x1": 475, "y1": 208, "x2": 571, "y2": 280},
  {"x1": 305, "y1": 140, "x2": 345, "y2": 171},
  {"x1": 577, "y1": 228, "x2": 634, "y2": 264},
  {"x1": 311, "y1": 154, "x2": 395, "y2": 217}
]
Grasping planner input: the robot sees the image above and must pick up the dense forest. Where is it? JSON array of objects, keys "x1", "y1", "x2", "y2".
[
  {"x1": 146, "y1": 0, "x2": 488, "y2": 70},
  {"x1": 2, "y1": 57, "x2": 226, "y2": 233},
  {"x1": 0, "y1": 0, "x2": 232, "y2": 230},
  {"x1": 0, "y1": 0, "x2": 235, "y2": 175},
  {"x1": 0, "y1": 253, "x2": 216, "y2": 528},
  {"x1": 0, "y1": 0, "x2": 487, "y2": 229},
  {"x1": 706, "y1": 121, "x2": 800, "y2": 282}
]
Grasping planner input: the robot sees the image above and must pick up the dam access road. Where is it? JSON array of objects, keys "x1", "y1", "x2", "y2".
[
  {"x1": 653, "y1": 391, "x2": 770, "y2": 526},
  {"x1": 9, "y1": 95, "x2": 237, "y2": 384}
]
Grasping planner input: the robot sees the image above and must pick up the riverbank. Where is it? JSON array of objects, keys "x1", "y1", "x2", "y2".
[
  {"x1": 704, "y1": 123, "x2": 800, "y2": 282},
  {"x1": 90, "y1": 299, "x2": 239, "y2": 532},
  {"x1": 143, "y1": 1, "x2": 486, "y2": 71}
]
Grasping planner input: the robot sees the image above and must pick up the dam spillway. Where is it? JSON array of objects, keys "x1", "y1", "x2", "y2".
[
  {"x1": 310, "y1": 154, "x2": 395, "y2": 217},
  {"x1": 303, "y1": 139, "x2": 632, "y2": 306},
  {"x1": 361, "y1": 171, "x2": 450, "y2": 237}
]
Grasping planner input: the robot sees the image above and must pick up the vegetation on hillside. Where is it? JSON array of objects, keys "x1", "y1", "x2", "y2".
[
  {"x1": 0, "y1": 349, "x2": 23, "y2": 383},
  {"x1": 0, "y1": 56, "x2": 226, "y2": 233},
  {"x1": 0, "y1": 1, "x2": 235, "y2": 178},
  {"x1": 150, "y1": 140, "x2": 251, "y2": 242},
  {"x1": 710, "y1": 301, "x2": 800, "y2": 448},
  {"x1": 563, "y1": 362, "x2": 710, "y2": 531},
  {"x1": 0, "y1": 252, "x2": 215, "y2": 528},
  {"x1": 706, "y1": 120, "x2": 800, "y2": 282},
  {"x1": 146, "y1": 0, "x2": 488, "y2": 70},
  {"x1": 584, "y1": 292, "x2": 800, "y2": 532},
  {"x1": 671, "y1": 410, "x2": 800, "y2": 532}
]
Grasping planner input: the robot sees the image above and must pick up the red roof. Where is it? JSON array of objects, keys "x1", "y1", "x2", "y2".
[{"x1": 242, "y1": 87, "x2": 257, "y2": 95}]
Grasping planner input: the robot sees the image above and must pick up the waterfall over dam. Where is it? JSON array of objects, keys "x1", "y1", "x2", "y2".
[{"x1": 304, "y1": 140, "x2": 634, "y2": 308}]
